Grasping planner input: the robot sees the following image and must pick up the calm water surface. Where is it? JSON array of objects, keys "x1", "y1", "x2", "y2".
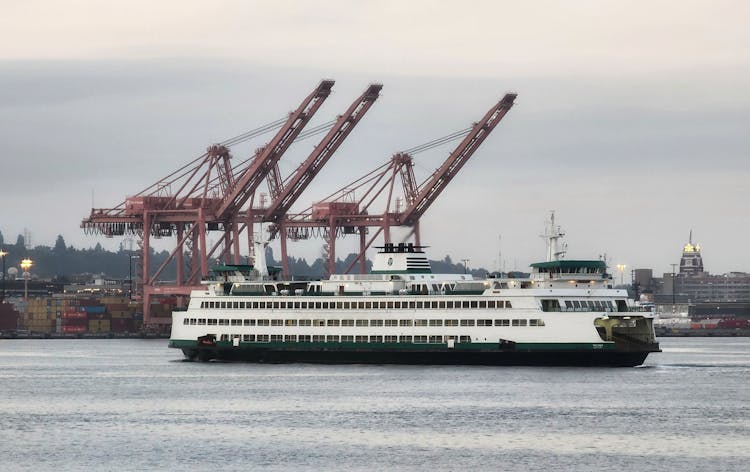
[{"x1": 0, "y1": 338, "x2": 748, "y2": 471}]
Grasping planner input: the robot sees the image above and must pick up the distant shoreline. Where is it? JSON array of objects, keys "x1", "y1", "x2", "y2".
[
  {"x1": 657, "y1": 328, "x2": 750, "y2": 338},
  {"x1": 0, "y1": 332, "x2": 168, "y2": 340}
]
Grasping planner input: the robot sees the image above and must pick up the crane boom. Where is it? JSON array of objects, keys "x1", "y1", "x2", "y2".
[
  {"x1": 263, "y1": 83, "x2": 382, "y2": 223},
  {"x1": 215, "y1": 79, "x2": 335, "y2": 218},
  {"x1": 399, "y1": 93, "x2": 516, "y2": 226}
]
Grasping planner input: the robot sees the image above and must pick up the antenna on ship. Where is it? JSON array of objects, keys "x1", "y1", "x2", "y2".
[
  {"x1": 542, "y1": 211, "x2": 567, "y2": 262},
  {"x1": 252, "y1": 224, "x2": 270, "y2": 278},
  {"x1": 495, "y1": 233, "x2": 502, "y2": 273}
]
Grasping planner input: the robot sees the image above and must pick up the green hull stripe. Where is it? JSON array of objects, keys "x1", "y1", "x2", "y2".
[{"x1": 169, "y1": 340, "x2": 615, "y2": 352}]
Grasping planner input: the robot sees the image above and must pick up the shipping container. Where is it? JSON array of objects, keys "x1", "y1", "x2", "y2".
[
  {"x1": 699, "y1": 318, "x2": 721, "y2": 329},
  {"x1": 105, "y1": 303, "x2": 130, "y2": 311},
  {"x1": 62, "y1": 322, "x2": 87, "y2": 330},
  {"x1": 27, "y1": 320, "x2": 55, "y2": 333},
  {"x1": 62, "y1": 325, "x2": 86, "y2": 334},
  {"x1": 83, "y1": 305, "x2": 106, "y2": 314},
  {"x1": 111, "y1": 318, "x2": 135, "y2": 333},
  {"x1": 88, "y1": 320, "x2": 111, "y2": 333},
  {"x1": 87, "y1": 312, "x2": 111, "y2": 321},
  {"x1": 717, "y1": 319, "x2": 750, "y2": 329},
  {"x1": 101, "y1": 297, "x2": 130, "y2": 305},
  {"x1": 62, "y1": 311, "x2": 87, "y2": 320},
  {"x1": 0, "y1": 304, "x2": 20, "y2": 331}
]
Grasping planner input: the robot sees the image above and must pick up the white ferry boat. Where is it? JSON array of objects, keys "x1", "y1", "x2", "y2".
[{"x1": 169, "y1": 218, "x2": 660, "y2": 366}]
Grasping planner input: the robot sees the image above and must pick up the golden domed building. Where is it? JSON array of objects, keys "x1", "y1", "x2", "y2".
[{"x1": 679, "y1": 231, "x2": 704, "y2": 275}]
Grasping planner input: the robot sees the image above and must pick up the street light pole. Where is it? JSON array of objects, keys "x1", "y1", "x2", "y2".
[
  {"x1": 461, "y1": 259, "x2": 469, "y2": 274},
  {"x1": 0, "y1": 249, "x2": 7, "y2": 303},
  {"x1": 129, "y1": 254, "x2": 140, "y2": 300},
  {"x1": 670, "y1": 263, "x2": 678, "y2": 312},
  {"x1": 129, "y1": 253, "x2": 132, "y2": 299},
  {"x1": 20, "y1": 258, "x2": 33, "y2": 301}
]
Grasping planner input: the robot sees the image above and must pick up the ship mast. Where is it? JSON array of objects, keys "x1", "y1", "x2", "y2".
[
  {"x1": 252, "y1": 226, "x2": 270, "y2": 278},
  {"x1": 542, "y1": 211, "x2": 567, "y2": 262}
]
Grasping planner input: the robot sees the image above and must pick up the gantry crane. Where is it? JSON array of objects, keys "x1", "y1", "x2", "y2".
[
  {"x1": 261, "y1": 83, "x2": 383, "y2": 276},
  {"x1": 81, "y1": 84, "x2": 513, "y2": 327},
  {"x1": 278, "y1": 93, "x2": 517, "y2": 276},
  {"x1": 82, "y1": 80, "x2": 339, "y2": 326}
]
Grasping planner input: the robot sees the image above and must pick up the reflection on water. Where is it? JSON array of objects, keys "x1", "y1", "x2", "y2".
[{"x1": 0, "y1": 337, "x2": 748, "y2": 472}]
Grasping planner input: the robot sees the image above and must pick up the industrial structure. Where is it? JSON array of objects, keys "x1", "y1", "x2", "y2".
[{"x1": 81, "y1": 80, "x2": 516, "y2": 327}]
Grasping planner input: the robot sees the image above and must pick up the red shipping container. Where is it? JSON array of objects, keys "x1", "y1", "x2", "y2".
[
  {"x1": 62, "y1": 316, "x2": 87, "y2": 325},
  {"x1": 0, "y1": 304, "x2": 20, "y2": 331},
  {"x1": 62, "y1": 325, "x2": 86, "y2": 334},
  {"x1": 111, "y1": 318, "x2": 135, "y2": 333},
  {"x1": 718, "y1": 319, "x2": 750, "y2": 329}
]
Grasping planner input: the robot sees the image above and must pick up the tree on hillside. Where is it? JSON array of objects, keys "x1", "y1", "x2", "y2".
[
  {"x1": 4, "y1": 233, "x2": 492, "y2": 280},
  {"x1": 54, "y1": 235, "x2": 66, "y2": 253},
  {"x1": 52, "y1": 235, "x2": 67, "y2": 276}
]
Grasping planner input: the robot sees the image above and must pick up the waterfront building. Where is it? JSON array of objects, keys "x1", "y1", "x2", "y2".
[{"x1": 642, "y1": 234, "x2": 750, "y2": 318}]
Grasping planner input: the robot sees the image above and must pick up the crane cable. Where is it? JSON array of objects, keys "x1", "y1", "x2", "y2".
[
  {"x1": 220, "y1": 117, "x2": 289, "y2": 147},
  {"x1": 295, "y1": 119, "x2": 337, "y2": 141},
  {"x1": 402, "y1": 127, "x2": 472, "y2": 155},
  {"x1": 221, "y1": 117, "x2": 336, "y2": 148}
]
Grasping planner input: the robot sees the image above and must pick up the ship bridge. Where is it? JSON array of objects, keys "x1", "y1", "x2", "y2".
[{"x1": 529, "y1": 260, "x2": 613, "y2": 289}]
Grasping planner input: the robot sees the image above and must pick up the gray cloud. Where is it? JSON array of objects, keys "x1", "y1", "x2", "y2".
[{"x1": 0, "y1": 54, "x2": 747, "y2": 277}]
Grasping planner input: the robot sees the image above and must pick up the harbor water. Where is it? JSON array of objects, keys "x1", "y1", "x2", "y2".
[{"x1": 0, "y1": 338, "x2": 748, "y2": 471}]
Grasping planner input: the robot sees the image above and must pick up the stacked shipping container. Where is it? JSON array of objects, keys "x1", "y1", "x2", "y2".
[
  {"x1": 103, "y1": 296, "x2": 138, "y2": 333},
  {"x1": 23, "y1": 298, "x2": 57, "y2": 333},
  {"x1": 16, "y1": 295, "x2": 186, "y2": 334},
  {"x1": 61, "y1": 307, "x2": 87, "y2": 334},
  {"x1": 17, "y1": 295, "x2": 151, "y2": 334}
]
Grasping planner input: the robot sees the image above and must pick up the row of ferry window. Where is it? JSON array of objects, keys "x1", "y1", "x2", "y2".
[
  {"x1": 199, "y1": 299, "x2": 513, "y2": 310},
  {"x1": 221, "y1": 334, "x2": 472, "y2": 343},
  {"x1": 183, "y1": 318, "x2": 545, "y2": 327},
  {"x1": 564, "y1": 300, "x2": 615, "y2": 310}
]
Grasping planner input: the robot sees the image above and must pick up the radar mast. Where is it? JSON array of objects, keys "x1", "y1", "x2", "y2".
[{"x1": 542, "y1": 211, "x2": 567, "y2": 262}]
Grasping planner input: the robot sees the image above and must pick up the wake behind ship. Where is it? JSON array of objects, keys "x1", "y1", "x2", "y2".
[{"x1": 169, "y1": 216, "x2": 660, "y2": 366}]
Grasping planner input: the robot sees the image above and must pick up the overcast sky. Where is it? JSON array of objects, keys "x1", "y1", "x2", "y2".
[{"x1": 1, "y1": 1, "x2": 748, "y2": 278}]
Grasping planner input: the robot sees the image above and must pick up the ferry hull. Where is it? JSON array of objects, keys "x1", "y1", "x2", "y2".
[{"x1": 175, "y1": 344, "x2": 654, "y2": 367}]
